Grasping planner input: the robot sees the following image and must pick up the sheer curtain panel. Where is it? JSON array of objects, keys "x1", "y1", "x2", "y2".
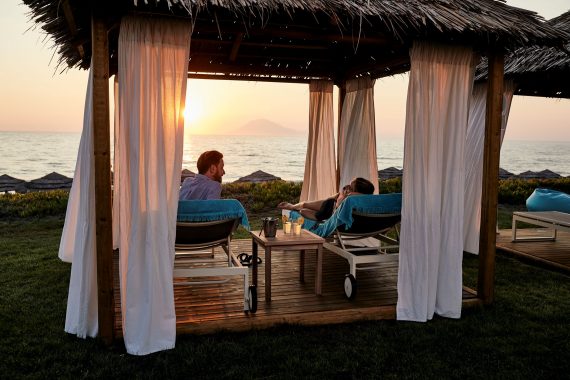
[
  {"x1": 300, "y1": 80, "x2": 336, "y2": 201},
  {"x1": 112, "y1": 76, "x2": 120, "y2": 250},
  {"x1": 337, "y1": 77, "x2": 379, "y2": 192},
  {"x1": 463, "y1": 81, "x2": 515, "y2": 254},
  {"x1": 116, "y1": 16, "x2": 191, "y2": 355},
  {"x1": 59, "y1": 67, "x2": 98, "y2": 338},
  {"x1": 397, "y1": 42, "x2": 475, "y2": 322}
]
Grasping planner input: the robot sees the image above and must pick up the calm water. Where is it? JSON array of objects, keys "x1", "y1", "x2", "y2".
[{"x1": 1, "y1": 131, "x2": 569, "y2": 181}]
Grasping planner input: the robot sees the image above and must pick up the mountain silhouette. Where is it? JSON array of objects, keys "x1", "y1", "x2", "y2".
[{"x1": 229, "y1": 118, "x2": 305, "y2": 136}]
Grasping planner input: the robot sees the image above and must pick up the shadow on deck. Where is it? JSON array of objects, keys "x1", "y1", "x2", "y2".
[{"x1": 113, "y1": 239, "x2": 480, "y2": 336}]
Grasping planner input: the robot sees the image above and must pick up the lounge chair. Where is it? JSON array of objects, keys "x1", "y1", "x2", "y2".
[
  {"x1": 173, "y1": 199, "x2": 257, "y2": 312},
  {"x1": 287, "y1": 193, "x2": 402, "y2": 299}
]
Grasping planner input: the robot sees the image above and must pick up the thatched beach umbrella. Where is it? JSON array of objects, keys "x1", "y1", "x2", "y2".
[
  {"x1": 235, "y1": 170, "x2": 281, "y2": 183},
  {"x1": 515, "y1": 169, "x2": 562, "y2": 179},
  {"x1": 378, "y1": 167, "x2": 403, "y2": 180},
  {"x1": 0, "y1": 174, "x2": 26, "y2": 193},
  {"x1": 26, "y1": 172, "x2": 73, "y2": 191},
  {"x1": 498, "y1": 168, "x2": 514, "y2": 180},
  {"x1": 180, "y1": 168, "x2": 195, "y2": 184}
]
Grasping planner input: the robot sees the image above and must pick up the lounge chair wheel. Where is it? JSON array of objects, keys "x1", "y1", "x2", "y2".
[
  {"x1": 248, "y1": 285, "x2": 258, "y2": 313},
  {"x1": 344, "y1": 274, "x2": 357, "y2": 299}
]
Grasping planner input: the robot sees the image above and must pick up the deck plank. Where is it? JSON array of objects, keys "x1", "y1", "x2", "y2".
[
  {"x1": 113, "y1": 239, "x2": 479, "y2": 337},
  {"x1": 497, "y1": 228, "x2": 570, "y2": 273}
]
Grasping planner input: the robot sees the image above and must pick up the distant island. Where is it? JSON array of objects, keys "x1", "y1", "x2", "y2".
[{"x1": 227, "y1": 118, "x2": 306, "y2": 136}]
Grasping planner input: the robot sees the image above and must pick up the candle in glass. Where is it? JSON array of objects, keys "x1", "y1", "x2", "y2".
[{"x1": 293, "y1": 223, "x2": 302, "y2": 235}]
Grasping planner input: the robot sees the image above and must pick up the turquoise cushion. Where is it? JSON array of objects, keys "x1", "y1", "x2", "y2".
[
  {"x1": 526, "y1": 188, "x2": 570, "y2": 213},
  {"x1": 291, "y1": 193, "x2": 402, "y2": 237},
  {"x1": 177, "y1": 199, "x2": 250, "y2": 230}
]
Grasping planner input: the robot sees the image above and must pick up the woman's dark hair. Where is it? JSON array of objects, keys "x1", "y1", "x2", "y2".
[
  {"x1": 351, "y1": 177, "x2": 374, "y2": 194},
  {"x1": 197, "y1": 150, "x2": 223, "y2": 174}
]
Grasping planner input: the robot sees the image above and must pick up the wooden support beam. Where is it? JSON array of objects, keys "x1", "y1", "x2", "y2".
[
  {"x1": 478, "y1": 49, "x2": 504, "y2": 305},
  {"x1": 191, "y1": 51, "x2": 331, "y2": 63},
  {"x1": 336, "y1": 83, "x2": 346, "y2": 190},
  {"x1": 228, "y1": 32, "x2": 243, "y2": 62},
  {"x1": 188, "y1": 73, "x2": 313, "y2": 84},
  {"x1": 188, "y1": 58, "x2": 331, "y2": 78},
  {"x1": 341, "y1": 56, "x2": 410, "y2": 80},
  {"x1": 91, "y1": 10, "x2": 115, "y2": 345},
  {"x1": 62, "y1": 0, "x2": 84, "y2": 58},
  {"x1": 193, "y1": 38, "x2": 329, "y2": 51}
]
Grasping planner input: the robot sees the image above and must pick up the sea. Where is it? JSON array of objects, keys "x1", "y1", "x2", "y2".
[{"x1": 1, "y1": 131, "x2": 570, "y2": 182}]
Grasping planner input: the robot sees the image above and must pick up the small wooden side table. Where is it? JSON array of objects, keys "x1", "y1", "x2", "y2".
[{"x1": 250, "y1": 229, "x2": 325, "y2": 302}]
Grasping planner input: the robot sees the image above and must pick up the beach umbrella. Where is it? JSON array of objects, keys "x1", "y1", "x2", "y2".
[
  {"x1": 235, "y1": 170, "x2": 282, "y2": 183},
  {"x1": 498, "y1": 168, "x2": 514, "y2": 180},
  {"x1": 180, "y1": 168, "x2": 195, "y2": 184},
  {"x1": 516, "y1": 169, "x2": 562, "y2": 179},
  {"x1": 0, "y1": 174, "x2": 26, "y2": 193},
  {"x1": 26, "y1": 172, "x2": 73, "y2": 191},
  {"x1": 378, "y1": 167, "x2": 403, "y2": 180}
]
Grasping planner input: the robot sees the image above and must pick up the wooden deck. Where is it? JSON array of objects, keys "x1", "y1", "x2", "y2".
[
  {"x1": 113, "y1": 240, "x2": 480, "y2": 337},
  {"x1": 497, "y1": 228, "x2": 570, "y2": 274}
]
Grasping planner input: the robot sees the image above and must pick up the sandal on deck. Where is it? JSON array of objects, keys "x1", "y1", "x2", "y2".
[{"x1": 237, "y1": 252, "x2": 262, "y2": 266}]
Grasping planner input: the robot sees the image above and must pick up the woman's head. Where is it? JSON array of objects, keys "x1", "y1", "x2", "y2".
[{"x1": 350, "y1": 177, "x2": 374, "y2": 194}]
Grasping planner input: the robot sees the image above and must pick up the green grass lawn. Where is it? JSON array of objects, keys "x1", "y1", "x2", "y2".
[{"x1": 1, "y1": 213, "x2": 570, "y2": 379}]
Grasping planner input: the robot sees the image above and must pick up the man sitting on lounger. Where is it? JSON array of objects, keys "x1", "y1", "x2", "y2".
[
  {"x1": 180, "y1": 150, "x2": 225, "y2": 200},
  {"x1": 278, "y1": 177, "x2": 375, "y2": 221}
]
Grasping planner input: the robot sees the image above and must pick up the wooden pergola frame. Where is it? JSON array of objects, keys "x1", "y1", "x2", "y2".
[
  {"x1": 88, "y1": 13, "x2": 506, "y2": 345},
  {"x1": 25, "y1": 0, "x2": 570, "y2": 347}
]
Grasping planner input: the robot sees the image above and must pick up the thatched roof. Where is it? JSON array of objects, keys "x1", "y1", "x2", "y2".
[
  {"x1": 0, "y1": 174, "x2": 26, "y2": 192},
  {"x1": 375, "y1": 167, "x2": 515, "y2": 181},
  {"x1": 514, "y1": 169, "x2": 562, "y2": 179},
  {"x1": 180, "y1": 169, "x2": 195, "y2": 184},
  {"x1": 498, "y1": 168, "x2": 514, "y2": 180},
  {"x1": 235, "y1": 170, "x2": 282, "y2": 183},
  {"x1": 23, "y1": 0, "x2": 566, "y2": 82},
  {"x1": 26, "y1": 172, "x2": 73, "y2": 191},
  {"x1": 476, "y1": 11, "x2": 570, "y2": 98},
  {"x1": 378, "y1": 167, "x2": 402, "y2": 180}
]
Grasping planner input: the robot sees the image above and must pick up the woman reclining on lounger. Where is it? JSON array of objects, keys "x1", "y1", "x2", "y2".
[{"x1": 277, "y1": 177, "x2": 375, "y2": 221}]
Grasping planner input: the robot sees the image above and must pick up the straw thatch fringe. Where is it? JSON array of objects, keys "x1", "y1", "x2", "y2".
[
  {"x1": 476, "y1": 11, "x2": 570, "y2": 81},
  {"x1": 23, "y1": 0, "x2": 566, "y2": 71}
]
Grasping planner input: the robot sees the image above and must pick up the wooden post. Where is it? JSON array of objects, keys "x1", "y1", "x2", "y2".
[
  {"x1": 336, "y1": 82, "x2": 346, "y2": 190},
  {"x1": 477, "y1": 50, "x2": 504, "y2": 304},
  {"x1": 91, "y1": 10, "x2": 115, "y2": 344}
]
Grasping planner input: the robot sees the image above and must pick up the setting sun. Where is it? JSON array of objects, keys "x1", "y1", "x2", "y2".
[{"x1": 183, "y1": 98, "x2": 203, "y2": 124}]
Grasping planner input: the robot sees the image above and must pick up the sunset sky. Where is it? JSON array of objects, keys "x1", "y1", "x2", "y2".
[{"x1": 0, "y1": 0, "x2": 568, "y2": 140}]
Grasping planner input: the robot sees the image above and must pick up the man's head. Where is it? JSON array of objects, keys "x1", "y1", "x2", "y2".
[
  {"x1": 197, "y1": 150, "x2": 225, "y2": 182},
  {"x1": 350, "y1": 177, "x2": 374, "y2": 194}
]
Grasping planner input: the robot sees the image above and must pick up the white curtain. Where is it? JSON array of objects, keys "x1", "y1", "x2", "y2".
[
  {"x1": 463, "y1": 80, "x2": 515, "y2": 254},
  {"x1": 338, "y1": 77, "x2": 379, "y2": 192},
  {"x1": 397, "y1": 42, "x2": 475, "y2": 322},
  {"x1": 300, "y1": 80, "x2": 336, "y2": 201},
  {"x1": 58, "y1": 66, "x2": 98, "y2": 338},
  {"x1": 116, "y1": 16, "x2": 191, "y2": 355},
  {"x1": 112, "y1": 76, "x2": 120, "y2": 250}
]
